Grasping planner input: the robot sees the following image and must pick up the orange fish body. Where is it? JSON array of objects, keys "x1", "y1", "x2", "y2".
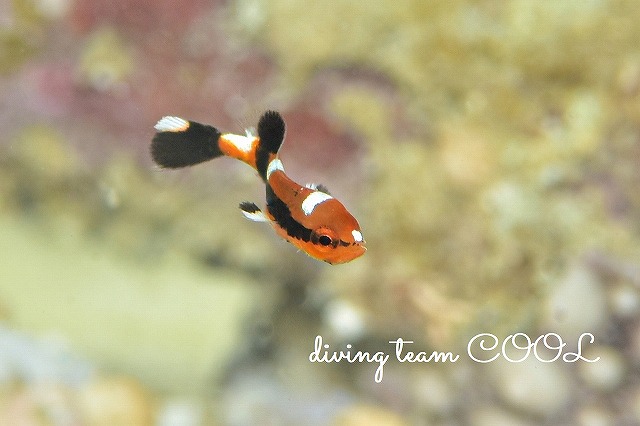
[{"x1": 151, "y1": 111, "x2": 365, "y2": 264}]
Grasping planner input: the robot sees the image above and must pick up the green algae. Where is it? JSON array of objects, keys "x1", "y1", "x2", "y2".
[
  {"x1": 0, "y1": 126, "x2": 271, "y2": 394},
  {"x1": 1, "y1": 0, "x2": 65, "y2": 74},
  {"x1": 76, "y1": 27, "x2": 135, "y2": 92},
  {"x1": 228, "y1": 0, "x2": 640, "y2": 348},
  {"x1": 0, "y1": 30, "x2": 37, "y2": 75},
  {"x1": 0, "y1": 215, "x2": 257, "y2": 394},
  {"x1": 327, "y1": 83, "x2": 636, "y2": 347}
]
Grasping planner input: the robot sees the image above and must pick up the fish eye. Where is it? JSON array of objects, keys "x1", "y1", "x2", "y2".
[
  {"x1": 312, "y1": 227, "x2": 338, "y2": 249},
  {"x1": 318, "y1": 235, "x2": 333, "y2": 246}
]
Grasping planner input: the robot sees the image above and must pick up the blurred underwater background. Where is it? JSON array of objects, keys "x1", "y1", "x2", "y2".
[{"x1": 1, "y1": 0, "x2": 640, "y2": 424}]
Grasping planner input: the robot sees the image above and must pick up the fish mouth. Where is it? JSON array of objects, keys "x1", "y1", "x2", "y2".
[
  {"x1": 324, "y1": 244, "x2": 367, "y2": 264},
  {"x1": 351, "y1": 243, "x2": 367, "y2": 258}
]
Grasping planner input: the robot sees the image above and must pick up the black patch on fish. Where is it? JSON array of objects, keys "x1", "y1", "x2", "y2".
[
  {"x1": 266, "y1": 185, "x2": 312, "y2": 243},
  {"x1": 256, "y1": 110, "x2": 286, "y2": 180},
  {"x1": 151, "y1": 121, "x2": 222, "y2": 168}
]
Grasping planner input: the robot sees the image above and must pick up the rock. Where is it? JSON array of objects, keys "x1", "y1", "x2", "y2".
[
  {"x1": 333, "y1": 404, "x2": 408, "y2": 426},
  {"x1": 608, "y1": 284, "x2": 640, "y2": 318},
  {"x1": 0, "y1": 216, "x2": 259, "y2": 393},
  {"x1": 469, "y1": 407, "x2": 536, "y2": 426},
  {"x1": 77, "y1": 376, "x2": 154, "y2": 426},
  {"x1": 157, "y1": 399, "x2": 204, "y2": 426},
  {"x1": 411, "y1": 369, "x2": 455, "y2": 416},
  {"x1": 489, "y1": 349, "x2": 572, "y2": 417},
  {"x1": 0, "y1": 325, "x2": 93, "y2": 386},
  {"x1": 575, "y1": 403, "x2": 614, "y2": 426},
  {"x1": 543, "y1": 264, "x2": 608, "y2": 341},
  {"x1": 323, "y1": 299, "x2": 367, "y2": 341},
  {"x1": 578, "y1": 346, "x2": 625, "y2": 392}
]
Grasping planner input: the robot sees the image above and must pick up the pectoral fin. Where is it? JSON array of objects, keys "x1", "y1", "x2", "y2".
[
  {"x1": 305, "y1": 183, "x2": 330, "y2": 195},
  {"x1": 239, "y1": 202, "x2": 269, "y2": 222}
]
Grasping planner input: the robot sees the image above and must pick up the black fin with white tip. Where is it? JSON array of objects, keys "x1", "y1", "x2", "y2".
[
  {"x1": 151, "y1": 118, "x2": 223, "y2": 168},
  {"x1": 239, "y1": 201, "x2": 269, "y2": 222}
]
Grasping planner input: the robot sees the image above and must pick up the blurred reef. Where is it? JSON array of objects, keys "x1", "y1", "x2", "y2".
[{"x1": 1, "y1": 0, "x2": 640, "y2": 424}]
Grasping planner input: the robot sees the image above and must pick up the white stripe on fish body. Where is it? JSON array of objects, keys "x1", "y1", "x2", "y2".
[
  {"x1": 224, "y1": 133, "x2": 255, "y2": 154},
  {"x1": 266, "y1": 158, "x2": 284, "y2": 180},
  {"x1": 154, "y1": 116, "x2": 189, "y2": 132},
  {"x1": 301, "y1": 191, "x2": 333, "y2": 216}
]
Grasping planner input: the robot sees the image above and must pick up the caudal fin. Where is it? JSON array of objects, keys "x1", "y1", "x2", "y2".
[
  {"x1": 255, "y1": 110, "x2": 286, "y2": 180},
  {"x1": 151, "y1": 117, "x2": 223, "y2": 168}
]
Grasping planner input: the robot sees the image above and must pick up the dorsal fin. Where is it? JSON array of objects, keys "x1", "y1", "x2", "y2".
[{"x1": 255, "y1": 111, "x2": 286, "y2": 180}]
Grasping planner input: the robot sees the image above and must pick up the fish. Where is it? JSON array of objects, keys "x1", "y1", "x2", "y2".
[{"x1": 151, "y1": 110, "x2": 366, "y2": 264}]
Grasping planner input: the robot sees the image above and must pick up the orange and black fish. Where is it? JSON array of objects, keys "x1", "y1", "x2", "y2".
[{"x1": 151, "y1": 110, "x2": 365, "y2": 264}]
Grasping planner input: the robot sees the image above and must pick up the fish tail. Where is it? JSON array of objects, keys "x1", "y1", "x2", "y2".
[{"x1": 151, "y1": 117, "x2": 223, "y2": 168}]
